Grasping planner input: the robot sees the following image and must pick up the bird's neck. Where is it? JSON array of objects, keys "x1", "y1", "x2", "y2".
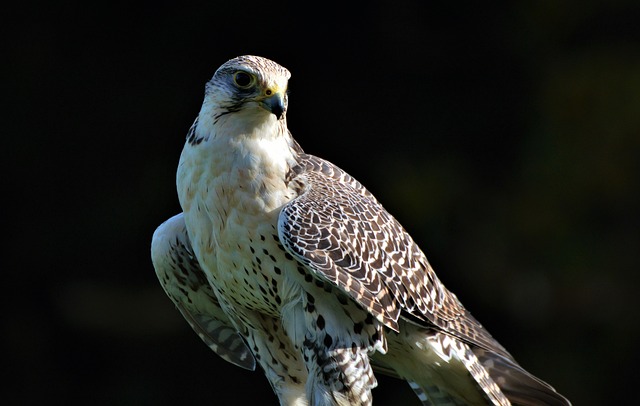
[
  {"x1": 177, "y1": 113, "x2": 299, "y2": 216},
  {"x1": 204, "y1": 112, "x2": 296, "y2": 174}
]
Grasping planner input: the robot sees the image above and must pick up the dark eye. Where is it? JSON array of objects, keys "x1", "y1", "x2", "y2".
[{"x1": 233, "y1": 71, "x2": 254, "y2": 88}]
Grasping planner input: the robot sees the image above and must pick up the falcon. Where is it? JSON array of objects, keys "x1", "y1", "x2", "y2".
[{"x1": 151, "y1": 55, "x2": 571, "y2": 406}]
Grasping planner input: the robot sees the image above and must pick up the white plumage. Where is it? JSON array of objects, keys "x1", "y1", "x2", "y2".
[{"x1": 152, "y1": 55, "x2": 571, "y2": 406}]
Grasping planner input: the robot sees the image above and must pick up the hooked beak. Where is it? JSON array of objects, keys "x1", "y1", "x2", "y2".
[{"x1": 260, "y1": 92, "x2": 285, "y2": 120}]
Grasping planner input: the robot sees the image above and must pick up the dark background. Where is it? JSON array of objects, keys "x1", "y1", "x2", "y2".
[{"x1": 5, "y1": 1, "x2": 639, "y2": 405}]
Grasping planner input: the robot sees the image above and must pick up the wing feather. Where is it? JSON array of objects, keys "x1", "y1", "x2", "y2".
[
  {"x1": 278, "y1": 154, "x2": 510, "y2": 358},
  {"x1": 151, "y1": 213, "x2": 256, "y2": 371}
]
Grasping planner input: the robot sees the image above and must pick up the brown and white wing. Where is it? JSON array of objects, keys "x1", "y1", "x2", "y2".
[
  {"x1": 151, "y1": 213, "x2": 256, "y2": 371},
  {"x1": 278, "y1": 153, "x2": 509, "y2": 357},
  {"x1": 278, "y1": 154, "x2": 571, "y2": 406}
]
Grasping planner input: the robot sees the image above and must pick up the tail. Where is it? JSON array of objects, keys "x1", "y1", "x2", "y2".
[
  {"x1": 472, "y1": 348, "x2": 571, "y2": 406},
  {"x1": 373, "y1": 322, "x2": 571, "y2": 406}
]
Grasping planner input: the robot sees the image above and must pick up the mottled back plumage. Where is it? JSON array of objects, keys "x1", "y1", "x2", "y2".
[{"x1": 151, "y1": 55, "x2": 571, "y2": 406}]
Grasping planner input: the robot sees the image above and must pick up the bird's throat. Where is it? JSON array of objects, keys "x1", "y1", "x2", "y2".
[{"x1": 178, "y1": 119, "x2": 298, "y2": 222}]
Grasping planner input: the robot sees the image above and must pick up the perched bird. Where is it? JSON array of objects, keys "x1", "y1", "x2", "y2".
[{"x1": 151, "y1": 55, "x2": 571, "y2": 406}]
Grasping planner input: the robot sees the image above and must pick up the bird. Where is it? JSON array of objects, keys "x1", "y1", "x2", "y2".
[{"x1": 151, "y1": 55, "x2": 571, "y2": 406}]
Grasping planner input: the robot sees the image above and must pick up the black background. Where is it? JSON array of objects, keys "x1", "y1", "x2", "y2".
[{"x1": 5, "y1": 1, "x2": 640, "y2": 405}]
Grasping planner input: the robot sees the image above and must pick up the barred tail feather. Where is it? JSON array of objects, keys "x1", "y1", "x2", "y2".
[
  {"x1": 375, "y1": 321, "x2": 571, "y2": 406},
  {"x1": 377, "y1": 327, "x2": 503, "y2": 405},
  {"x1": 472, "y1": 348, "x2": 572, "y2": 406}
]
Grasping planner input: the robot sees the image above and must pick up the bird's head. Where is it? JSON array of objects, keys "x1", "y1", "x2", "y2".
[{"x1": 199, "y1": 55, "x2": 291, "y2": 134}]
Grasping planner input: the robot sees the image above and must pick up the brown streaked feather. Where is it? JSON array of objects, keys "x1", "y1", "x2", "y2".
[
  {"x1": 279, "y1": 153, "x2": 510, "y2": 359},
  {"x1": 151, "y1": 213, "x2": 256, "y2": 371}
]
